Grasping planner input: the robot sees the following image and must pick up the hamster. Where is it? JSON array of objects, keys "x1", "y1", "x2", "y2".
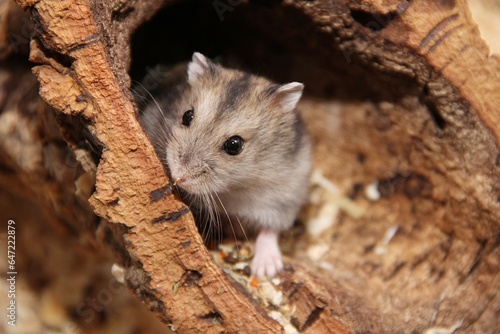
[{"x1": 139, "y1": 52, "x2": 312, "y2": 278}]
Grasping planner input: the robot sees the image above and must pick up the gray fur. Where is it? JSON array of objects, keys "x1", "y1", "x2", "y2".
[{"x1": 139, "y1": 53, "x2": 312, "y2": 234}]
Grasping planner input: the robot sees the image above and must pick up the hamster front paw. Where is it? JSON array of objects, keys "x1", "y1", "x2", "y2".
[{"x1": 251, "y1": 229, "x2": 283, "y2": 278}]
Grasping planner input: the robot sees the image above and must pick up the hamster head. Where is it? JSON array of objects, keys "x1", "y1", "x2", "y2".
[{"x1": 164, "y1": 52, "x2": 304, "y2": 196}]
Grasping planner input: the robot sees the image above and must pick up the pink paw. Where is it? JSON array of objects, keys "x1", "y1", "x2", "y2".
[{"x1": 251, "y1": 229, "x2": 283, "y2": 278}]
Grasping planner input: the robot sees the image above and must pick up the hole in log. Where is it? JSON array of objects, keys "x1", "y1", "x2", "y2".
[
  {"x1": 378, "y1": 173, "x2": 433, "y2": 199},
  {"x1": 199, "y1": 311, "x2": 223, "y2": 325},
  {"x1": 425, "y1": 100, "x2": 447, "y2": 130},
  {"x1": 111, "y1": 5, "x2": 134, "y2": 22},
  {"x1": 350, "y1": 9, "x2": 396, "y2": 32},
  {"x1": 149, "y1": 185, "x2": 172, "y2": 202},
  {"x1": 301, "y1": 306, "x2": 323, "y2": 331},
  {"x1": 421, "y1": 84, "x2": 446, "y2": 130},
  {"x1": 181, "y1": 270, "x2": 202, "y2": 287},
  {"x1": 151, "y1": 207, "x2": 189, "y2": 224},
  {"x1": 125, "y1": 1, "x2": 500, "y2": 332}
]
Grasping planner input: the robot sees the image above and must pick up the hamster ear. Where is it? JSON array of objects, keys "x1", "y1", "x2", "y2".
[
  {"x1": 188, "y1": 52, "x2": 214, "y2": 84},
  {"x1": 271, "y1": 82, "x2": 304, "y2": 112}
]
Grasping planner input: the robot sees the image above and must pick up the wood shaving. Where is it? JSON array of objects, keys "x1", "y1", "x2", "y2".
[
  {"x1": 306, "y1": 169, "x2": 365, "y2": 237},
  {"x1": 365, "y1": 181, "x2": 381, "y2": 201},
  {"x1": 422, "y1": 320, "x2": 463, "y2": 334},
  {"x1": 211, "y1": 243, "x2": 299, "y2": 334}
]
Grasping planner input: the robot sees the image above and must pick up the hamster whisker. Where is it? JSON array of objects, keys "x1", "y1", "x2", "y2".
[
  {"x1": 201, "y1": 192, "x2": 213, "y2": 241},
  {"x1": 137, "y1": 83, "x2": 165, "y2": 120},
  {"x1": 132, "y1": 81, "x2": 173, "y2": 149},
  {"x1": 193, "y1": 193, "x2": 208, "y2": 240},
  {"x1": 234, "y1": 215, "x2": 249, "y2": 244},
  {"x1": 206, "y1": 189, "x2": 223, "y2": 245},
  {"x1": 170, "y1": 183, "x2": 184, "y2": 203},
  {"x1": 210, "y1": 191, "x2": 232, "y2": 248},
  {"x1": 210, "y1": 183, "x2": 249, "y2": 250},
  {"x1": 138, "y1": 108, "x2": 170, "y2": 149},
  {"x1": 131, "y1": 87, "x2": 153, "y2": 108},
  {"x1": 196, "y1": 184, "x2": 217, "y2": 243},
  {"x1": 131, "y1": 81, "x2": 161, "y2": 110}
]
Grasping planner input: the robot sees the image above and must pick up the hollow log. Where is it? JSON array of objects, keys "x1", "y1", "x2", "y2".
[{"x1": 1, "y1": 0, "x2": 499, "y2": 333}]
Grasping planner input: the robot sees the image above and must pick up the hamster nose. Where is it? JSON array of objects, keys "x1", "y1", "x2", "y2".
[{"x1": 173, "y1": 177, "x2": 186, "y2": 186}]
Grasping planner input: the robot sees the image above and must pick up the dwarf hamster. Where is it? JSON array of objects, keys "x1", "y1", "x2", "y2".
[{"x1": 139, "y1": 52, "x2": 312, "y2": 278}]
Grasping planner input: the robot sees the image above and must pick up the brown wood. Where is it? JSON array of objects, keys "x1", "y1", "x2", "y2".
[{"x1": 1, "y1": 0, "x2": 499, "y2": 333}]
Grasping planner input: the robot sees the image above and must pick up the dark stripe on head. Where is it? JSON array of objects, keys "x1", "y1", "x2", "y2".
[
  {"x1": 262, "y1": 83, "x2": 279, "y2": 99},
  {"x1": 261, "y1": 83, "x2": 282, "y2": 109},
  {"x1": 217, "y1": 74, "x2": 251, "y2": 114},
  {"x1": 206, "y1": 61, "x2": 217, "y2": 77}
]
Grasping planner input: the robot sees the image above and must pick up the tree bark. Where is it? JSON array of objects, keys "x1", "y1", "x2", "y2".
[{"x1": 1, "y1": 0, "x2": 499, "y2": 333}]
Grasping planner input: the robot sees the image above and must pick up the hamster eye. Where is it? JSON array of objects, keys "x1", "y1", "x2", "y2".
[
  {"x1": 222, "y1": 136, "x2": 244, "y2": 156},
  {"x1": 182, "y1": 109, "x2": 194, "y2": 126}
]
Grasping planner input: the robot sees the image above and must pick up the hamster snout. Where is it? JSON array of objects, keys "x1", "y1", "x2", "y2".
[
  {"x1": 168, "y1": 158, "x2": 208, "y2": 193},
  {"x1": 139, "y1": 52, "x2": 312, "y2": 278}
]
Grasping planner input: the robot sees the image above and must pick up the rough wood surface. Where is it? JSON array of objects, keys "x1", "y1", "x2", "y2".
[
  {"x1": 1, "y1": 0, "x2": 499, "y2": 333},
  {"x1": 16, "y1": 0, "x2": 284, "y2": 333},
  {"x1": 11, "y1": 0, "x2": 367, "y2": 332}
]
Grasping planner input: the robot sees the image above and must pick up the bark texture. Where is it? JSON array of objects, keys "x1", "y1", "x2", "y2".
[{"x1": 1, "y1": 0, "x2": 499, "y2": 333}]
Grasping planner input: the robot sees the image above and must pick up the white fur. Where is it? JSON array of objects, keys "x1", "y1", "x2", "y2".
[
  {"x1": 188, "y1": 52, "x2": 210, "y2": 84},
  {"x1": 251, "y1": 229, "x2": 283, "y2": 278},
  {"x1": 276, "y1": 82, "x2": 304, "y2": 112}
]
